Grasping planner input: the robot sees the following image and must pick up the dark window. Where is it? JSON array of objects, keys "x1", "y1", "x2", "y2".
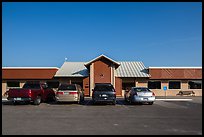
[
  {"x1": 72, "y1": 82, "x2": 83, "y2": 88},
  {"x1": 148, "y1": 81, "x2": 161, "y2": 89},
  {"x1": 94, "y1": 84, "x2": 114, "y2": 92},
  {"x1": 188, "y1": 81, "x2": 202, "y2": 89},
  {"x1": 122, "y1": 83, "x2": 135, "y2": 90},
  {"x1": 7, "y1": 81, "x2": 20, "y2": 87},
  {"x1": 23, "y1": 83, "x2": 41, "y2": 89},
  {"x1": 58, "y1": 84, "x2": 76, "y2": 90},
  {"x1": 169, "y1": 81, "x2": 181, "y2": 89},
  {"x1": 47, "y1": 81, "x2": 59, "y2": 88}
]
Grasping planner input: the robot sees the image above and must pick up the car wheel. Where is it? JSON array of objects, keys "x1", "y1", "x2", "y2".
[
  {"x1": 47, "y1": 94, "x2": 56, "y2": 102},
  {"x1": 79, "y1": 95, "x2": 84, "y2": 105},
  {"x1": 33, "y1": 96, "x2": 41, "y2": 105},
  {"x1": 92, "y1": 100, "x2": 96, "y2": 105},
  {"x1": 112, "y1": 100, "x2": 116, "y2": 105},
  {"x1": 148, "y1": 102, "x2": 154, "y2": 105},
  {"x1": 12, "y1": 101, "x2": 19, "y2": 105},
  {"x1": 129, "y1": 97, "x2": 133, "y2": 104},
  {"x1": 77, "y1": 95, "x2": 81, "y2": 104}
]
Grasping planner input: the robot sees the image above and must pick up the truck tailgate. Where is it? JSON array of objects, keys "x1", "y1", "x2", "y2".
[{"x1": 8, "y1": 88, "x2": 31, "y2": 98}]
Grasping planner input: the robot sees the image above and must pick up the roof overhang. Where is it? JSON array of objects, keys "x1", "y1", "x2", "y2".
[{"x1": 84, "y1": 54, "x2": 120, "y2": 68}]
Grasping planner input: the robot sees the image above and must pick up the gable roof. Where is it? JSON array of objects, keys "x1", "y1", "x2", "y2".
[
  {"x1": 55, "y1": 61, "x2": 150, "y2": 78},
  {"x1": 84, "y1": 54, "x2": 120, "y2": 68},
  {"x1": 54, "y1": 62, "x2": 89, "y2": 77}
]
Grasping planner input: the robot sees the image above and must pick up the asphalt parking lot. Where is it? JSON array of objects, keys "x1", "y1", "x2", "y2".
[{"x1": 2, "y1": 97, "x2": 202, "y2": 135}]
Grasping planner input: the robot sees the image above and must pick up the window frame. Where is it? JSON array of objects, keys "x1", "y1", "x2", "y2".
[
  {"x1": 168, "y1": 80, "x2": 181, "y2": 89},
  {"x1": 188, "y1": 80, "x2": 202, "y2": 89},
  {"x1": 147, "y1": 81, "x2": 161, "y2": 89},
  {"x1": 6, "y1": 81, "x2": 20, "y2": 88}
]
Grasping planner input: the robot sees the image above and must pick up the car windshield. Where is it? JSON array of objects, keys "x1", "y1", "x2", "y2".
[
  {"x1": 58, "y1": 84, "x2": 76, "y2": 90},
  {"x1": 133, "y1": 88, "x2": 150, "y2": 92},
  {"x1": 94, "y1": 85, "x2": 114, "y2": 92},
  {"x1": 23, "y1": 84, "x2": 41, "y2": 89}
]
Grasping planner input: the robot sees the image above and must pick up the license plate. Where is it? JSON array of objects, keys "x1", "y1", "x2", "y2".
[
  {"x1": 64, "y1": 92, "x2": 69, "y2": 94},
  {"x1": 143, "y1": 98, "x2": 148, "y2": 100},
  {"x1": 102, "y1": 94, "x2": 107, "y2": 97},
  {"x1": 14, "y1": 98, "x2": 21, "y2": 101},
  {"x1": 104, "y1": 98, "x2": 107, "y2": 100}
]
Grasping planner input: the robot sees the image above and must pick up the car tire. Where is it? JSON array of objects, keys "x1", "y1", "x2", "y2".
[
  {"x1": 47, "y1": 94, "x2": 56, "y2": 102},
  {"x1": 148, "y1": 102, "x2": 154, "y2": 105},
  {"x1": 79, "y1": 95, "x2": 84, "y2": 105},
  {"x1": 92, "y1": 100, "x2": 96, "y2": 105},
  {"x1": 129, "y1": 97, "x2": 133, "y2": 105},
  {"x1": 33, "y1": 96, "x2": 41, "y2": 105},
  {"x1": 112, "y1": 100, "x2": 116, "y2": 105},
  {"x1": 12, "y1": 101, "x2": 19, "y2": 105}
]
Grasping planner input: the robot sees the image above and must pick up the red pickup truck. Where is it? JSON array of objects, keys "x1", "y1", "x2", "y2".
[{"x1": 7, "y1": 81, "x2": 56, "y2": 105}]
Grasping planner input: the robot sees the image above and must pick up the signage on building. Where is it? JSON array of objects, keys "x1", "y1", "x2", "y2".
[{"x1": 163, "y1": 86, "x2": 167, "y2": 91}]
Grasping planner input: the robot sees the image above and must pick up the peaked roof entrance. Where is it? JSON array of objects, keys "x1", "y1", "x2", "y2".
[{"x1": 84, "y1": 54, "x2": 120, "y2": 69}]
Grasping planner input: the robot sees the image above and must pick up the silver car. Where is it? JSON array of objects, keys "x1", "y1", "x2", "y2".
[
  {"x1": 124, "y1": 87, "x2": 155, "y2": 105},
  {"x1": 56, "y1": 84, "x2": 84, "y2": 104}
]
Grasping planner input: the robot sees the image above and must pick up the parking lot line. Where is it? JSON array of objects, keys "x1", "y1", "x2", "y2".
[
  {"x1": 155, "y1": 100, "x2": 188, "y2": 109},
  {"x1": 156, "y1": 99, "x2": 192, "y2": 101}
]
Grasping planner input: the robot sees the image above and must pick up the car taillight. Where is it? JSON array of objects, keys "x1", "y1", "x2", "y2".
[
  {"x1": 28, "y1": 90, "x2": 32, "y2": 97},
  {"x1": 69, "y1": 92, "x2": 77, "y2": 95},
  {"x1": 56, "y1": 91, "x2": 64, "y2": 95},
  {"x1": 152, "y1": 92, "x2": 155, "y2": 96}
]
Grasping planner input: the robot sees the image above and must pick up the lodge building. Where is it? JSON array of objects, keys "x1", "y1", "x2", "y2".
[{"x1": 2, "y1": 54, "x2": 202, "y2": 96}]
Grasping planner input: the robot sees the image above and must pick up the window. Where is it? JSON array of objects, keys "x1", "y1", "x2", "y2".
[
  {"x1": 188, "y1": 80, "x2": 202, "y2": 89},
  {"x1": 58, "y1": 84, "x2": 76, "y2": 91},
  {"x1": 133, "y1": 87, "x2": 150, "y2": 92},
  {"x1": 47, "y1": 81, "x2": 59, "y2": 88},
  {"x1": 7, "y1": 81, "x2": 20, "y2": 88},
  {"x1": 169, "y1": 81, "x2": 181, "y2": 89},
  {"x1": 23, "y1": 83, "x2": 41, "y2": 89},
  {"x1": 148, "y1": 81, "x2": 161, "y2": 89},
  {"x1": 122, "y1": 83, "x2": 135, "y2": 90},
  {"x1": 72, "y1": 82, "x2": 83, "y2": 88},
  {"x1": 94, "y1": 84, "x2": 114, "y2": 92}
]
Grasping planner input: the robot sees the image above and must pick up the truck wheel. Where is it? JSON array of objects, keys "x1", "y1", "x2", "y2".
[
  {"x1": 13, "y1": 101, "x2": 19, "y2": 105},
  {"x1": 33, "y1": 96, "x2": 41, "y2": 105}
]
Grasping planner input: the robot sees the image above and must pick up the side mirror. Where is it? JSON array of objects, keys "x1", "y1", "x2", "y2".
[{"x1": 92, "y1": 89, "x2": 94, "y2": 91}]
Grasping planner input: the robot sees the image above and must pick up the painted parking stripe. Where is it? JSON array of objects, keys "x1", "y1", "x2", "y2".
[
  {"x1": 155, "y1": 100, "x2": 188, "y2": 109},
  {"x1": 156, "y1": 99, "x2": 192, "y2": 101}
]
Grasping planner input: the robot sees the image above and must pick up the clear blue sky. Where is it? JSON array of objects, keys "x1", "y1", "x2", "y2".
[{"x1": 2, "y1": 2, "x2": 202, "y2": 67}]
